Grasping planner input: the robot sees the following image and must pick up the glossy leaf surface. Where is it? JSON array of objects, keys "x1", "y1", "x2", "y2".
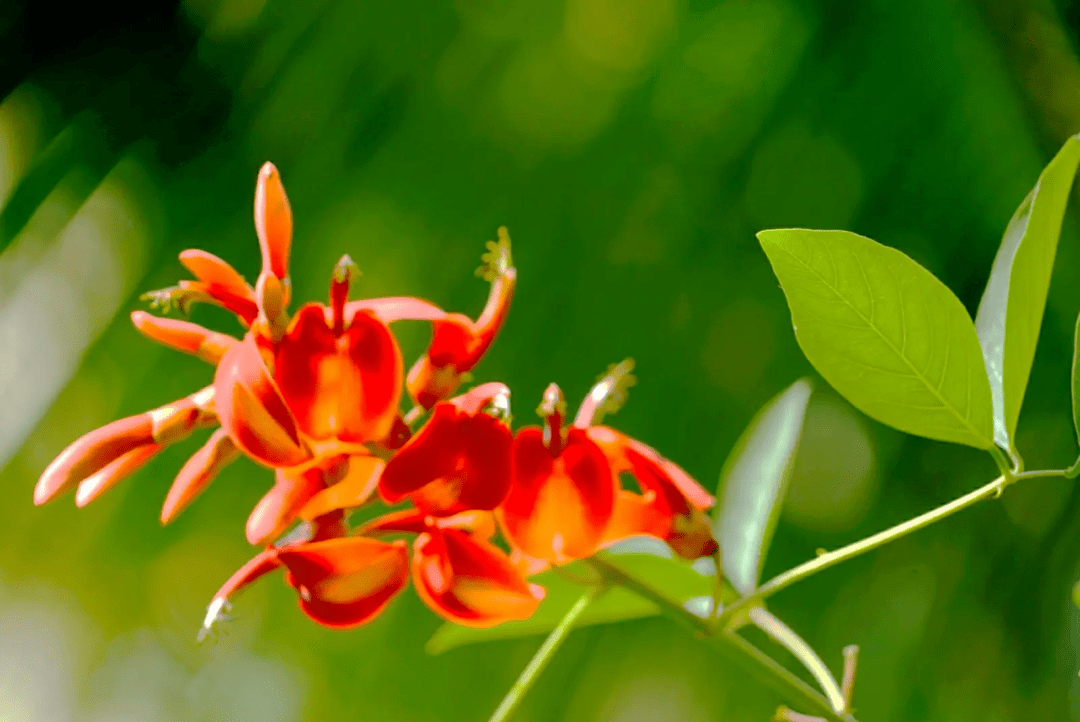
[
  {"x1": 975, "y1": 136, "x2": 1080, "y2": 450},
  {"x1": 714, "y1": 378, "x2": 812, "y2": 595}
]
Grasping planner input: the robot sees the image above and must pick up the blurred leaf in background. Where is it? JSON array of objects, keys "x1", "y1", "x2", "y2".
[{"x1": 4, "y1": 0, "x2": 1080, "y2": 720}]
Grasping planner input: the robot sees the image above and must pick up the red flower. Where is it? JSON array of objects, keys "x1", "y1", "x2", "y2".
[
  {"x1": 362, "y1": 509, "x2": 544, "y2": 627},
  {"x1": 204, "y1": 519, "x2": 409, "y2": 631},
  {"x1": 499, "y1": 361, "x2": 717, "y2": 564},
  {"x1": 379, "y1": 382, "x2": 513, "y2": 516}
]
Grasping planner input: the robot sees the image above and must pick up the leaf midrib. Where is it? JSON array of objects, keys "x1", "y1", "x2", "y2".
[{"x1": 773, "y1": 238, "x2": 989, "y2": 446}]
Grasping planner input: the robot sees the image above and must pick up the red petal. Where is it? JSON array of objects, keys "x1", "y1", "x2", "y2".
[
  {"x1": 161, "y1": 429, "x2": 240, "y2": 524},
  {"x1": 275, "y1": 304, "x2": 402, "y2": 444},
  {"x1": 298, "y1": 455, "x2": 384, "y2": 521},
  {"x1": 499, "y1": 427, "x2": 616, "y2": 563},
  {"x1": 247, "y1": 465, "x2": 332, "y2": 546},
  {"x1": 413, "y1": 528, "x2": 544, "y2": 627},
  {"x1": 253, "y1": 162, "x2": 292, "y2": 280},
  {"x1": 35, "y1": 414, "x2": 155, "y2": 505},
  {"x1": 380, "y1": 402, "x2": 512, "y2": 515},
  {"x1": 214, "y1": 334, "x2": 309, "y2": 467},
  {"x1": 74, "y1": 443, "x2": 162, "y2": 507},
  {"x1": 179, "y1": 249, "x2": 252, "y2": 299},
  {"x1": 277, "y1": 537, "x2": 409, "y2": 628}
]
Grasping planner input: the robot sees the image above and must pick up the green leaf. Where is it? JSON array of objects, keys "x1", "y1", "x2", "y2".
[
  {"x1": 425, "y1": 541, "x2": 734, "y2": 654},
  {"x1": 714, "y1": 378, "x2": 813, "y2": 596},
  {"x1": 1073, "y1": 312, "x2": 1080, "y2": 448},
  {"x1": 974, "y1": 136, "x2": 1080, "y2": 451},
  {"x1": 758, "y1": 228, "x2": 994, "y2": 449}
]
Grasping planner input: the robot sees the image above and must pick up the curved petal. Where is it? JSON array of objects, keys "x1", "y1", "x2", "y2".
[
  {"x1": 499, "y1": 427, "x2": 616, "y2": 563},
  {"x1": 74, "y1": 443, "x2": 163, "y2": 507},
  {"x1": 380, "y1": 402, "x2": 512, "y2": 515},
  {"x1": 275, "y1": 304, "x2": 403, "y2": 444},
  {"x1": 35, "y1": 414, "x2": 154, "y2": 505},
  {"x1": 299, "y1": 455, "x2": 384, "y2": 521},
  {"x1": 161, "y1": 429, "x2": 240, "y2": 524},
  {"x1": 131, "y1": 312, "x2": 236, "y2": 364},
  {"x1": 277, "y1": 537, "x2": 409, "y2": 628},
  {"x1": 412, "y1": 528, "x2": 544, "y2": 627},
  {"x1": 214, "y1": 334, "x2": 309, "y2": 467},
  {"x1": 600, "y1": 489, "x2": 671, "y2": 547},
  {"x1": 247, "y1": 463, "x2": 341, "y2": 546},
  {"x1": 345, "y1": 297, "x2": 446, "y2": 324},
  {"x1": 178, "y1": 249, "x2": 258, "y2": 323}
]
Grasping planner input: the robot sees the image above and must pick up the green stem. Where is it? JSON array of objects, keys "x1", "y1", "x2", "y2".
[
  {"x1": 488, "y1": 587, "x2": 602, "y2": 722},
  {"x1": 749, "y1": 608, "x2": 846, "y2": 714},
  {"x1": 587, "y1": 556, "x2": 856, "y2": 722},
  {"x1": 720, "y1": 474, "x2": 1012, "y2": 624}
]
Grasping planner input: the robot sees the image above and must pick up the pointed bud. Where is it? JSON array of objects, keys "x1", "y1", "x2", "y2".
[
  {"x1": 161, "y1": 429, "x2": 240, "y2": 524},
  {"x1": 74, "y1": 444, "x2": 163, "y2": 507},
  {"x1": 254, "y1": 162, "x2": 292, "y2": 280},
  {"x1": 131, "y1": 312, "x2": 236, "y2": 364}
]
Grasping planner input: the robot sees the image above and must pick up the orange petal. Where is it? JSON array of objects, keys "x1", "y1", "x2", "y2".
[
  {"x1": 35, "y1": 414, "x2": 155, "y2": 505},
  {"x1": 299, "y1": 455, "x2": 384, "y2": 521},
  {"x1": 247, "y1": 465, "x2": 334, "y2": 546},
  {"x1": 413, "y1": 528, "x2": 544, "y2": 627},
  {"x1": 345, "y1": 297, "x2": 446, "y2": 324},
  {"x1": 253, "y1": 162, "x2": 292, "y2": 280},
  {"x1": 600, "y1": 489, "x2": 671, "y2": 547},
  {"x1": 74, "y1": 443, "x2": 163, "y2": 507},
  {"x1": 161, "y1": 429, "x2": 240, "y2": 524},
  {"x1": 278, "y1": 537, "x2": 409, "y2": 628},
  {"x1": 275, "y1": 304, "x2": 402, "y2": 444},
  {"x1": 499, "y1": 427, "x2": 616, "y2": 563},
  {"x1": 131, "y1": 312, "x2": 237, "y2": 364},
  {"x1": 214, "y1": 334, "x2": 309, "y2": 467},
  {"x1": 179, "y1": 249, "x2": 252, "y2": 299}
]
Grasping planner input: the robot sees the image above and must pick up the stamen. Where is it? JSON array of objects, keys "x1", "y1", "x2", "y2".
[
  {"x1": 140, "y1": 286, "x2": 213, "y2": 316},
  {"x1": 197, "y1": 597, "x2": 234, "y2": 644},
  {"x1": 475, "y1": 227, "x2": 513, "y2": 283}
]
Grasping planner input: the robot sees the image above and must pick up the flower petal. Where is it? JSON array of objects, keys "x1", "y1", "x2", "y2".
[
  {"x1": 74, "y1": 443, "x2": 163, "y2": 507},
  {"x1": 298, "y1": 455, "x2": 384, "y2": 521},
  {"x1": 131, "y1": 311, "x2": 237, "y2": 364},
  {"x1": 277, "y1": 537, "x2": 409, "y2": 628},
  {"x1": 275, "y1": 304, "x2": 402, "y2": 443},
  {"x1": 247, "y1": 464, "x2": 337, "y2": 546},
  {"x1": 161, "y1": 429, "x2": 240, "y2": 524},
  {"x1": 35, "y1": 414, "x2": 155, "y2": 505},
  {"x1": 500, "y1": 427, "x2": 616, "y2": 563},
  {"x1": 600, "y1": 489, "x2": 671, "y2": 547},
  {"x1": 253, "y1": 162, "x2": 292, "y2": 280},
  {"x1": 413, "y1": 528, "x2": 544, "y2": 627},
  {"x1": 214, "y1": 334, "x2": 309, "y2": 467}
]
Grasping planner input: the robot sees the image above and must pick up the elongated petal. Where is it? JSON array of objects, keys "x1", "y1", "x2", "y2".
[
  {"x1": 600, "y1": 489, "x2": 671, "y2": 547},
  {"x1": 131, "y1": 312, "x2": 237, "y2": 364},
  {"x1": 178, "y1": 249, "x2": 258, "y2": 323},
  {"x1": 35, "y1": 415, "x2": 155, "y2": 505},
  {"x1": 277, "y1": 537, "x2": 409, "y2": 628},
  {"x1": 247, "y1": 465, "x2": 335, "y2": 546},
  {"x1": 201, "y1": 549, "x2": 282, "y2": 638},
  {"x1": 214, "y1": 334, "x2": 309, "y2": 467},
  {"x1": 500, "y1": 427, "x2": 616, "y2": 563},
  {"x1": 275, "y1": 304, "x2": 402, "y2": 443},
  {"x1": 345, "y1": 297, "x2": 446, "y2": 324},
  {"x1": 413, "y1": 528, "x2": 543, "y2": 627},
  {"x1": 253, "y1": 162, "x2": 292, "y2": 280},
  {"x1": 298, "y1": 455, "x2": 384, "y2": 521},
  {"x1": 161, "y1": 429, "x2": 240, "y2": 524},
  {"x1": 73, "y1": 443, "x2": 163, "y2": 507},
  {"x1": 380, "y1": 401, "x2": 512, "y2": 515}
]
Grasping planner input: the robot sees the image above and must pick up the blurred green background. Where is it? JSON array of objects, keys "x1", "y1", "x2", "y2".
[{"x1": 4, "y1": 0, "x2": 1080, "y2": 720}]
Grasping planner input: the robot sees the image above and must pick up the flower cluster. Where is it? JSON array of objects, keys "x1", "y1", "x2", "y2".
[{"x1": 35, "y1": 163, "x2": 717, "y2": 632}]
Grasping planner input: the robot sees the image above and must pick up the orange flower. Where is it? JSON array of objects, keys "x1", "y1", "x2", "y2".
[
  {"x1": 379, "y1": 382, "x2": 513, "y2": 516},
  {"x1": 499, "y1": 361, "x2": 717, "y2": 564}
]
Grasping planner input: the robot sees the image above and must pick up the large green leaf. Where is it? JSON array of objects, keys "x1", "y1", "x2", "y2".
[
  {"x1": 1073, "y1": 312, "x2": 1080, "y2": 448},
  {"x1": 425, "y1": 539, "x2": 733, "y2": 654},
  {"x1": 758, "y1": 229, "x2": 994, "y2": 449},
  {"x1": 974, "y1": 136, "x2": 1080, "y2": 451},
  {"x1": 714, "y1": 378, "x2": 812, "y2": 596}
]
